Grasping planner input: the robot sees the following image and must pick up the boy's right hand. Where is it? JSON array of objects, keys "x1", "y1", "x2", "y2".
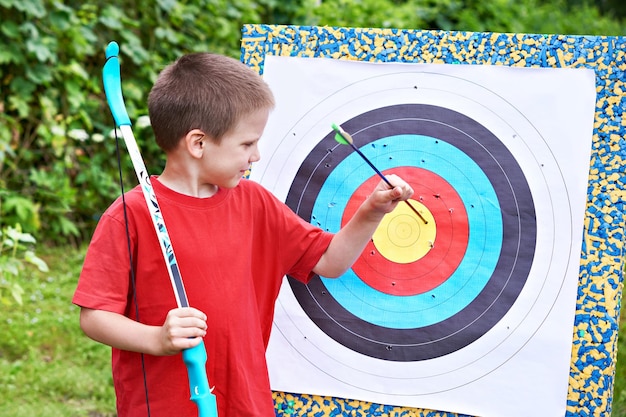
[{"x1": 159, "y1": 307, "x2": 207, "y2": 355}]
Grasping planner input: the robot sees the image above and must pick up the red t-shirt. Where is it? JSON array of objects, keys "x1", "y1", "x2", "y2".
[{"x1": 73, "y1": 178, "x2": 333, "y2": 417}]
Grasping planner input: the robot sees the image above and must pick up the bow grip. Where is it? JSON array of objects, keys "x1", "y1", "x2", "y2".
[
  {"x1": 182, "y1": 341, "x2": 218, "y2": 417},
  {"x1": 102, "y1": 41, "x2": 132, "y2": 127}
]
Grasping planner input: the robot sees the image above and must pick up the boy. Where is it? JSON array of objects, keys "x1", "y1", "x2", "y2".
[{"x1": 73, "y1": 52, "x2": 413, "y2": 417}]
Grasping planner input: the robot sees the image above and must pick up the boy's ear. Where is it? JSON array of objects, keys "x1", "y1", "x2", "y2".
[{"x1": 185, "y1": 129, "x2": 206, "y2": 158}]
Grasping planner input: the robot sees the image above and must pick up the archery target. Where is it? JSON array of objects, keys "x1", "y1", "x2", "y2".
[
  {"x1": 286, "y1": 104, "x2": 534, "y2": 361},
  {"x1": 253, "y1": 58, "x2": 575, "y2": 394}
]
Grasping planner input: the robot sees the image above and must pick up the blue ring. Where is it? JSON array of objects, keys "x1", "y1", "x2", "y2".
[{"x1": 312, "y1": 134, "x2": 502, "y2": 328}]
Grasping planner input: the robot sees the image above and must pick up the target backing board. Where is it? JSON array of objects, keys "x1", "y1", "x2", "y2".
[
  {"x1": 241, "y1": 25, "x2": 626, "y2": 417},
  {"x1": 250, "y1": 54, "x2": 594, "y2": 417}
]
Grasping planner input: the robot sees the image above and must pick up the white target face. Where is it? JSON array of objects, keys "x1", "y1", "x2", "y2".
[{"x1": 253, "y1": 56, "x2": 593, "y2": 414}]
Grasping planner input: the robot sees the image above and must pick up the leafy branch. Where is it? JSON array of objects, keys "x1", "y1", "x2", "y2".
[{"x1": 0, "y1": 223, "x2": 49, "y2": 306}]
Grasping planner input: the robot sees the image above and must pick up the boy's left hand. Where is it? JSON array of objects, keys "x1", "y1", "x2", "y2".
[
  {"x1": 366, "y1": 174, "x2": 414, "y2": 215},
  {"x1": 312, "y1": 173, "x2": 414, "y2": 278}
]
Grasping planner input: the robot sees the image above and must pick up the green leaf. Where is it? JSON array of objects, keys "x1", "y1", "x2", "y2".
[
  {"x1": 39, "y1": 95, "x2": 59, "y2": 121},
  {"x1": 65, "y1": 80, "x2": 85, "y2": 110},
  {"x1": 18, "y1": 21, "x2": 38, "y2": 38},
  {"x1": 26, "y1": 38, "x2": 53, "y2": 62},
  {"x1": 119, "y1": 32, "x2": 150, "y2": 65},
  {"x1": 64, "y1": 61, "x2": 89, "y2": 80},
  {"x1": 25, "y1": 63, "x2": 53, "y2": 84},
  {"x1": 98, "y1": 5, "x2": 125, "y2": 30},
  {"x1": 14, "y1": 0, "x2": 46, "y2": 18},
  {"x1": 1, "y1": 21, "x2": 21, "y2": 38},
  {"x1": 48, "y1": 10, "x2": 72, "y2": 32},
  {"x1": 4, "y1": 224, "x2": 35, "y2": 244},
  {"x1": 2, "y1": 195, "x2": 40, "y2": 229},
  {"x1": 24, "y1": 250, "x2": 49, "y2": 272},
  {"x1": 157, "y1": 0, "x2": 178, "y2": 12},
  {"x1": 7, "y1": 95, "x2": 29, "y2": 118},
  {"x1": 2, "y1": 238, "x2": 16, "y2": 250},
  {"x1": 9, "y1": 282, "x2": 24, "y2": 305},
  {"x1": 9, "y1": 73, "x2": 37, "y2": 94},
  {"x1": 155, "y1": 27, "x2": 180, "y2": 44},
  {"x1": 17, "y1": 233, "x2": 36, "y2": 245},
  {"x1": 56, "y1": 217, "x2": 80, "y2": 237},
  {"x1": 1, "y1": 258, "x2": 20, "y2": 276},
  {"x1": 0, "y1": 44, "x2": 22, "y2": 65}
]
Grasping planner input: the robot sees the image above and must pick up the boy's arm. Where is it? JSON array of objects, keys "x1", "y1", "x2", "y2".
[
  {"x1": 313, "y1": 174, "x2": 413, "y2": 278},
  {"x1": 79, "y1": 307, "x2": 207, "y2": 356}
]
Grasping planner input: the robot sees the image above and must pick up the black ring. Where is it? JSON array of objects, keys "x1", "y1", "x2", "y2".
[{"x1": 286, "y1": 104, "x2": 537, "y2": 361}]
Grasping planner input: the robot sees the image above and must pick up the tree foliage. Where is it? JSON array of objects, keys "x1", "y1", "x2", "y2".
[
  {"x1": 299, "y1": 0, "x2": 624, "y2": 35},
  {"x1": 0, "y1": 0, "x2": 273, "y2": 243},
  {"x1": 0, "y1": 0, "x2": 623, "y2": 245}
]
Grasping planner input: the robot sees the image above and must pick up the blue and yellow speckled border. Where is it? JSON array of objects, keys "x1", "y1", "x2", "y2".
[{"x1": 240, "y1": 24, "x2": 626, "y2": 417}]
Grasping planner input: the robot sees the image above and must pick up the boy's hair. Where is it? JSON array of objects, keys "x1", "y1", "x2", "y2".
[{"x1": 148, "y1": 53, "x2": 275, "y2": 152}]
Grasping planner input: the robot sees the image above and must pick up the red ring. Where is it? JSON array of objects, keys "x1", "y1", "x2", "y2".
[{"x1": 341, "y1": 167, "x2": 469, "y2": 296}]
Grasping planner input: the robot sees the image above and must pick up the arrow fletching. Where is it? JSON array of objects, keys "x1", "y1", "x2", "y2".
[{"x1": 332, "y1": 123, "x2": 352, "y2": 145}]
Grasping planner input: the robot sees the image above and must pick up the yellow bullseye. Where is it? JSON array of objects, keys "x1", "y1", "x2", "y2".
[{"x1": 372, "y1": 199, "x2": 436, "y2": 264}]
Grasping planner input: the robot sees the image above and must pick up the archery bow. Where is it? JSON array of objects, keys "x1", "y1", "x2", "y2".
[{"x1": 102, "y1": 41, "x2": 218, "y2": 417}]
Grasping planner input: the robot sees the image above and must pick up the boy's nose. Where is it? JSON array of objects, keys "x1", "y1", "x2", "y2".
[{"x1": 250, "y1": 147, "x2": 261, "y2": 163}]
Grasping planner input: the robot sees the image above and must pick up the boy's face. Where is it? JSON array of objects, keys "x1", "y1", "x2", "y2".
[{"x1": 201, "y1": 108, "x2": 269, "y2": 189}]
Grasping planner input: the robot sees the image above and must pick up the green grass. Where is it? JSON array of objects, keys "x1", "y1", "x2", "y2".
[
  {"x1": 2, "y1": 245, "x2": 626, "y2": 416},
  {"x1": 614, "y1": 309, "x2": 626, "y2": 417},
  {"x1": 0, "y1": 246, "x2": 115, "y2": 417}
]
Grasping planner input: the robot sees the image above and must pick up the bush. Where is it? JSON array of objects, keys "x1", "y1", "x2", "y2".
[
  {"x1": 0, "y1": 0, "x2": 623, "y2": 246},
  {"x1": 0, "y1": 0, "x2": 272, "y2": 244}
]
